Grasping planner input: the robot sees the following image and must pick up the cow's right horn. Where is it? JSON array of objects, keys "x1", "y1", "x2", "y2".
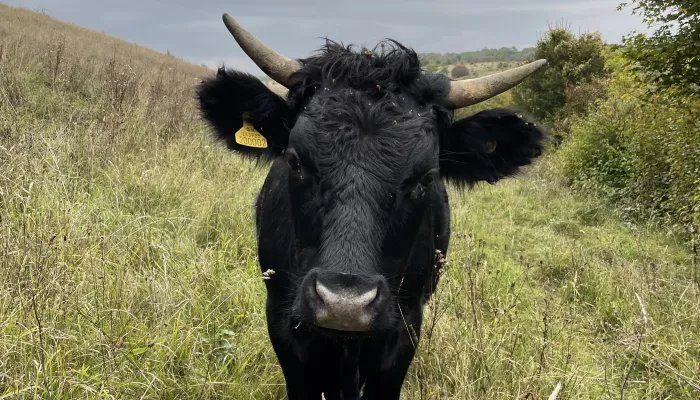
[
  {"x1": 222, "y1": 13, "x2": 301, "y2": 88},
  {"x1": 446, "y1": 59, "x2": 547, "y2": 109}
]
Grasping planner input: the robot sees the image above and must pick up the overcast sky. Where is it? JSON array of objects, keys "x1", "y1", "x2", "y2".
[{"x1": 5, "y1": 0, "x2": 647, "y2": 75}]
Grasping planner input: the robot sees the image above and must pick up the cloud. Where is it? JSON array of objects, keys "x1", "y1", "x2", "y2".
[{"x1": 4, "y1": 0, "x2": 647, "y2": 74}]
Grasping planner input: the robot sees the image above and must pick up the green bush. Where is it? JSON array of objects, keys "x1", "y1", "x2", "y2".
[
  {"x1": 424, "y1": 63, "x2": 439, "y2": 73},
  {"x1": 620, "y1": 0, "x2": 700, "y2": 99},
  {"x1": 558, "y1": 52, "x2": 700, "y2": 238},
  {"x1": 513, "y1": 28, "x2": 608, "y2": 129},
  {"x1": 451, "y1": 63, "x2": 470, "y2": 78}
]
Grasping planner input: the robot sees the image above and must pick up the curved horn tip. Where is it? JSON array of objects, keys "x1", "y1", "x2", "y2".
[
  {"x1": 222, "y1": 13, "x2": 238, "y2": 31},
  {"x1": 222, "y1": 13, "x2": 234, "y2": 23},
  {"x1": 446, "y1": 58, "x2": 549, "y2": 109},
  {"x1": 219, "y1": 12, "x2": 301, "y2": 88}
]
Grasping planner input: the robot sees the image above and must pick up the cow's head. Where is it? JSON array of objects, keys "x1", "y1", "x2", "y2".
[{"x1": 197, "y1": 14, "x2": 546, "y2": 335}]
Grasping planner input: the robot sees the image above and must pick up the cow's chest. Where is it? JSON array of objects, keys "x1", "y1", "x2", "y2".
[{"x1": 293, "y1": 336, "x2": 396, "y2": 397}]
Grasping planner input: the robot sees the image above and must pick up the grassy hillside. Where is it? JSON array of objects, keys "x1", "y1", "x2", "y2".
[{"x1": 1, "y1": 3, "x2": 698, "y2": 399}]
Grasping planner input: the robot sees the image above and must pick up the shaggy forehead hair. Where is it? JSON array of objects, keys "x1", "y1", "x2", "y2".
[
  {"x1": 290, "y1": 89, "x2": 440, "y2": 183},
  {"x1": 286, "y1": 40, "x2": 452, "y2": 178},
  {"x1": 286, "y1": 40, "x2": 452, "y2": 115}
]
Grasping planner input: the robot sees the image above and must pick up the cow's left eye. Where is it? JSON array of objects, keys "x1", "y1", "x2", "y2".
[
  {"x1": 409, "y1": 169, "x2": 438, "y2": 202},
  {"x1": 286, "y1": 148, "x2": 302, "y2": 173},
  {"x1": 286, "y1": 148, "x2": 317, "y2": 189}
]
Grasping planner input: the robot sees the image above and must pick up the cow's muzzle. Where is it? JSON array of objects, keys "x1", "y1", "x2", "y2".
[{"x1": 298, "y1": 270, "x2": 389, "y2": 332}]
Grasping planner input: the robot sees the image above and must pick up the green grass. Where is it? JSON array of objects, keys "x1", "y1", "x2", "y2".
[{"x1": 1, "y1": 3, "x2": 699, "y2": 399}]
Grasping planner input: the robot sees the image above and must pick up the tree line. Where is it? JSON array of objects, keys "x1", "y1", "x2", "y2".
[{"x1": 418, "y1": 47, "x2": 535, "y2": 66}]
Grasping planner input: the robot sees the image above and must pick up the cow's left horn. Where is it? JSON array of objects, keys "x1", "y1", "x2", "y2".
[
  {"x1": 446, "y1": 59, "x2": 547, "y2": 109},
  {"x1": 222, "y1": 13, "x2": 301, "y2": 88}
]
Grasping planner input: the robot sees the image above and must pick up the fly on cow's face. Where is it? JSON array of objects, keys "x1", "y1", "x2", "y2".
[{"x1": 197, "y1": 13, "x2": 547, "y2": 399}]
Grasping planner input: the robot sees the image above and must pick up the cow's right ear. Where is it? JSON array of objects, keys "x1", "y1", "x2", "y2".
[{"x1": 197, "y1": 68, "x2": 296, "y2": 159}]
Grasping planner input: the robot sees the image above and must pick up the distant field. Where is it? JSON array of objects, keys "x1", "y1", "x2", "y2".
[
  {"x1": 442, "y1": 61, "x2": 525, "y2": 78},
  {"x1": 1, "y1": 3, "x2": 698, "y2": 399}
]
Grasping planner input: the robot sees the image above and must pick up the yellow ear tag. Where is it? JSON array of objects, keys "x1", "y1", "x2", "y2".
[
  {"x1": 486, "y1": 141, "x2": 497, "y2": 153},
  {"x1": 235, "y1": 115, "x2": 267, "y2": 148}
]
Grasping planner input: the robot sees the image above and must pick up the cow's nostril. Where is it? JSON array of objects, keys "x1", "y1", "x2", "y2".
[
  {"x1": 315, "y1": 280, "x2": 378, "y2": 309},
  {"x1": 312, "y1": 279, "x2": 380, "y2": 332}
]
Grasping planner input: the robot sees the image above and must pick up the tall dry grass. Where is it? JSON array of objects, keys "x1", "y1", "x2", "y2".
[{"x1": 1, "y1": 3, "x2": 699, "y2": 399}]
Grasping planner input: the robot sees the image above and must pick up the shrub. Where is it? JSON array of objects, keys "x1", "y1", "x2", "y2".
[
  {"x1": 513, "y1": 27, "x2": 607, "y2": 125},
  {"x1": 425, "y1": 63, "x2": 439, "y2": 73},
  {"x1": 451, "y1": 64, "x2": 470, "y2": 78},
  {"x1": 558, "y1": 52, "x2": 700, "y2": 239},
  {"x1": 620, "y1": 0, "x2": 700, "y2": 99}
]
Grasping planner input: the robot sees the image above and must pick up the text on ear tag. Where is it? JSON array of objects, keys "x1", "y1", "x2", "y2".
[{"x1": 235, "y1": 117, "x2": 268, "y2": 148}]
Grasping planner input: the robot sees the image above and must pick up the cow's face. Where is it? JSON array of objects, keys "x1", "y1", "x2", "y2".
[
  {"x1": 283, "y1": 82, "x2": 446, "y2": 333},
  {"x1": 196, "y1": 18, "x2": 547, "y2": 335}
]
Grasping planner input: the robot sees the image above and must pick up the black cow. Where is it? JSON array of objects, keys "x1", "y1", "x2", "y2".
[{"x1": 197, "y1": 14, "x2": 547, "y2": 400}]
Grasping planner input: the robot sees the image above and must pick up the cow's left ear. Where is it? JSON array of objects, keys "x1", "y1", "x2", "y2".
[
  {"x1": 197, "y1": 68, "x2": 296, "y2": 159},
  {"x1": 438, "y1": 108, "x2": 546, "y2": 186}
]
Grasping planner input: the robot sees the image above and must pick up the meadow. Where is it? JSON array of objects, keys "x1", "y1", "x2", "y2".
[{"x1": 1, "y1": 4, "x2": 698, "y2": 399}]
